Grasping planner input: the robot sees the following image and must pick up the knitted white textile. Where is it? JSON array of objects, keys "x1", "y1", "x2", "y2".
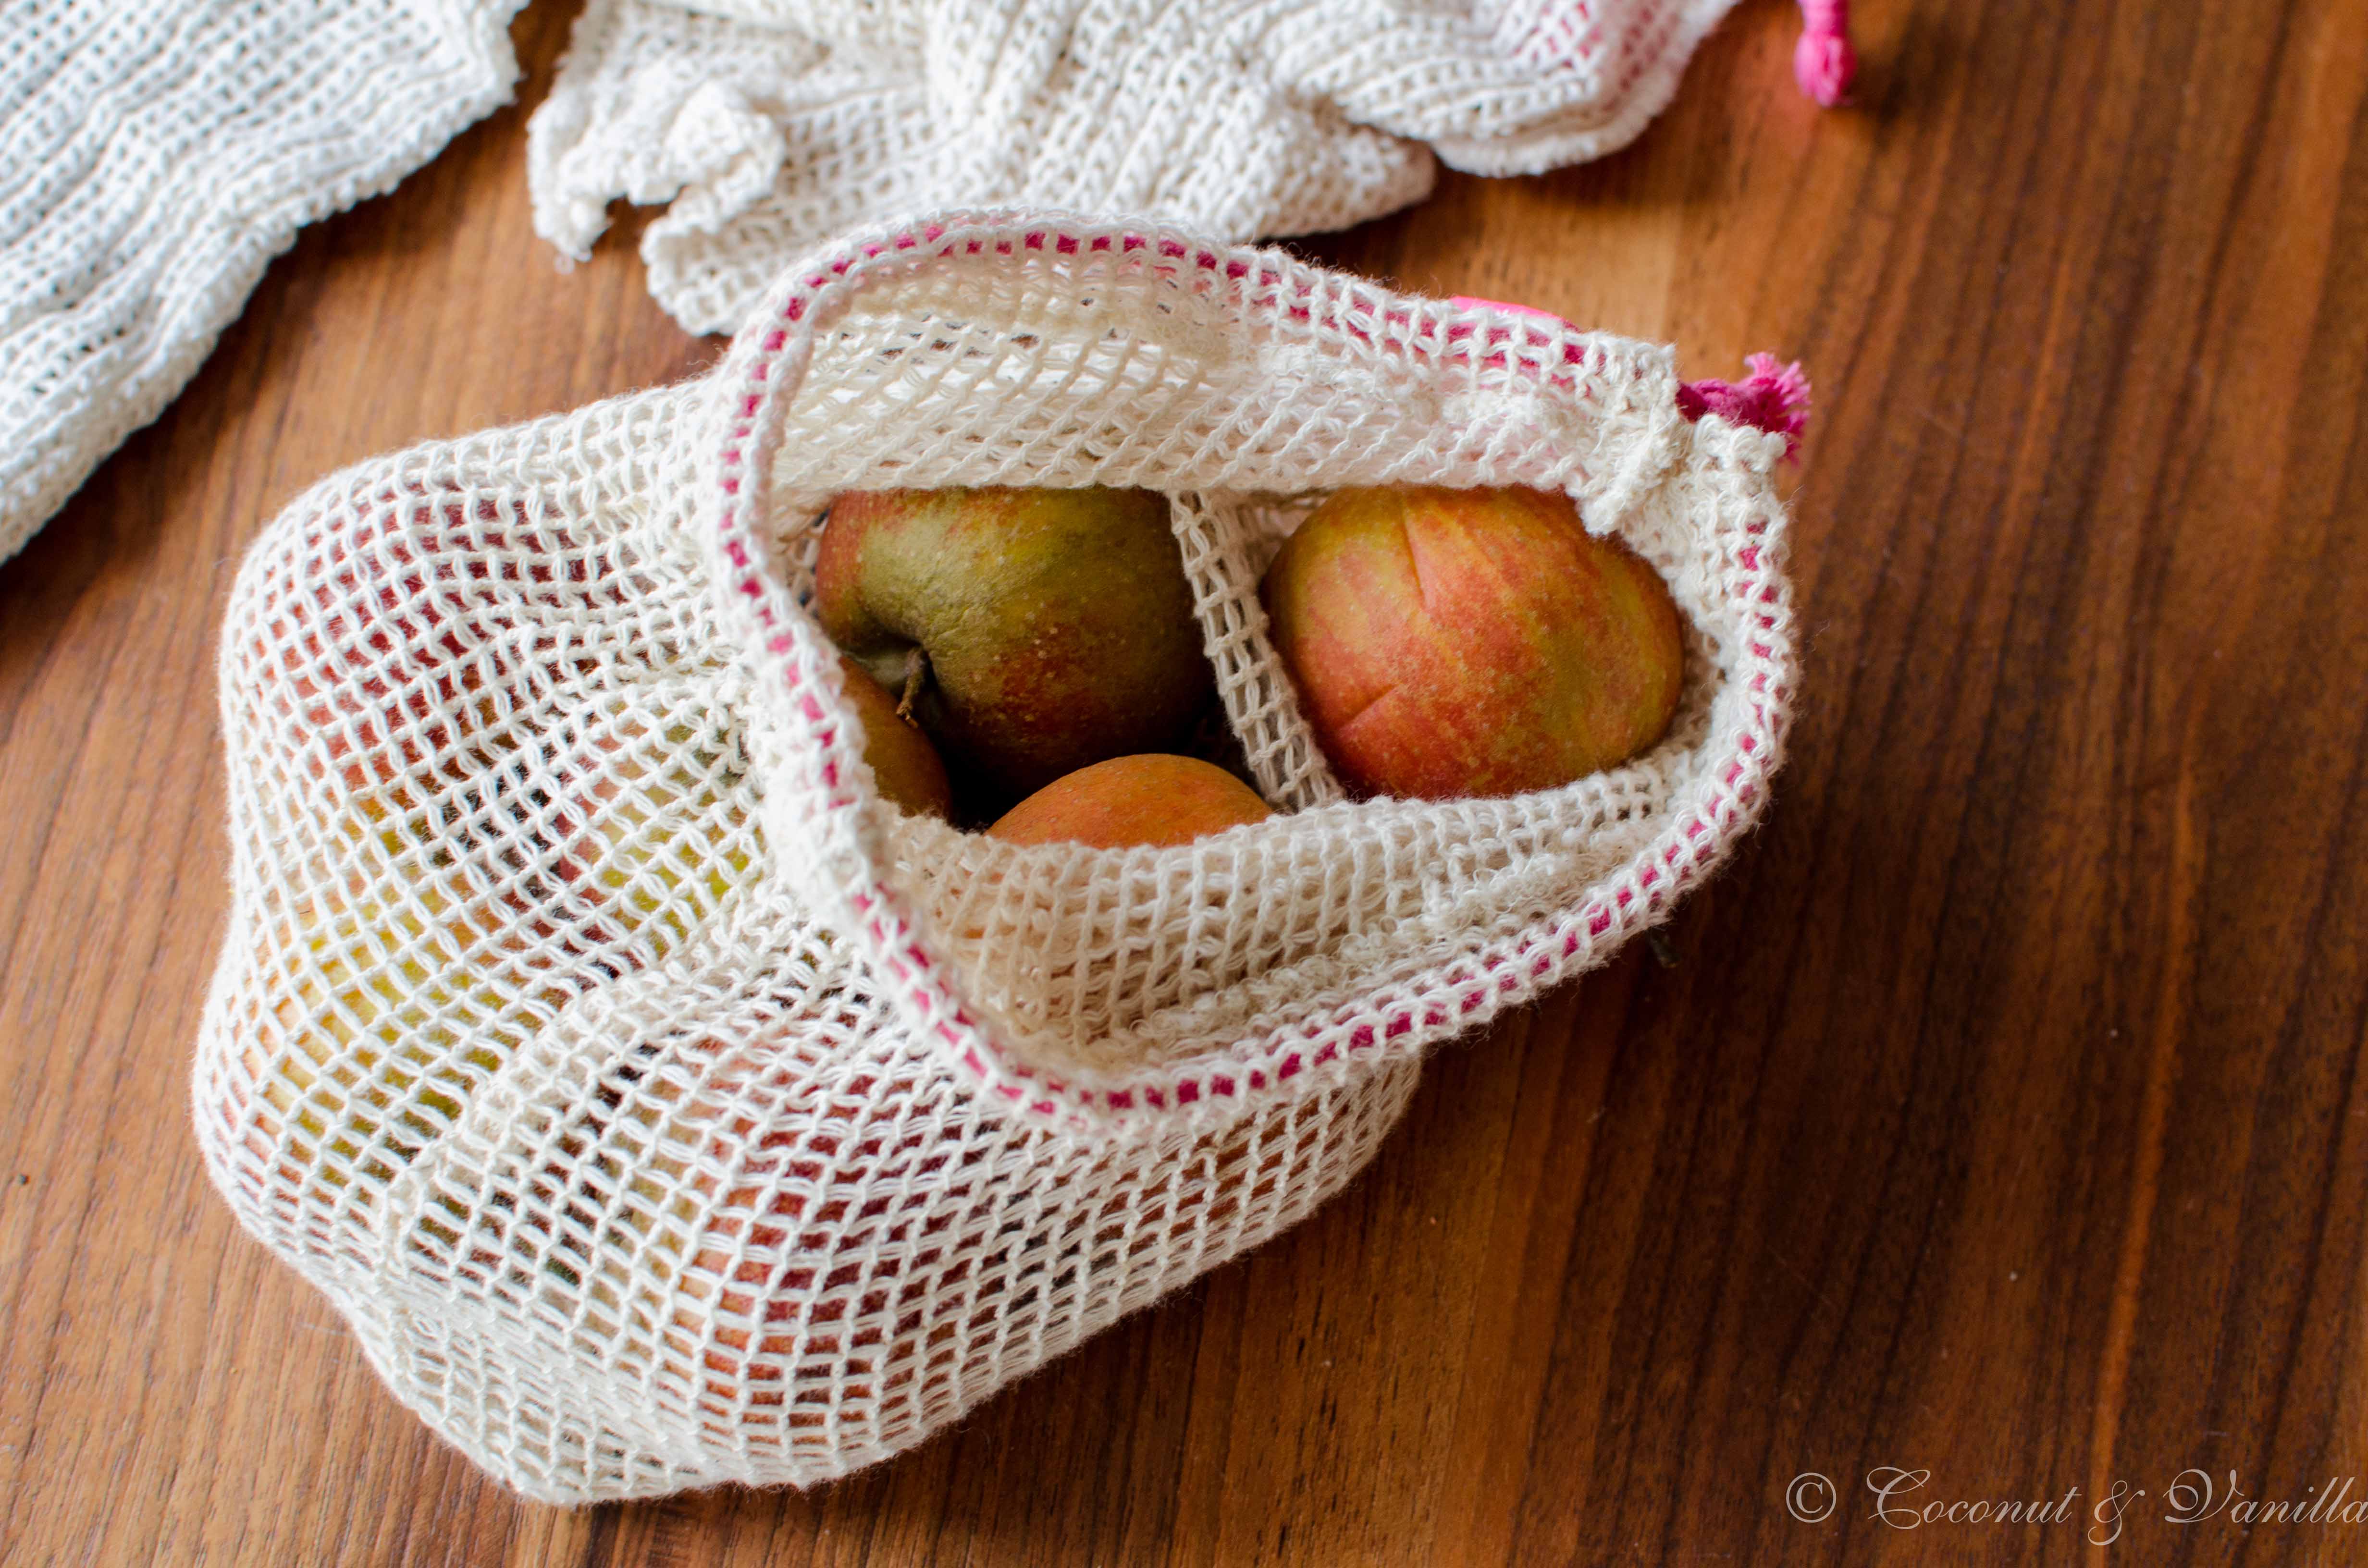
[
  {"x1": 195, "y1": 212, "x2": 1797, "y2": 1501},
  {"x1": 530, "y1": 0, "x2": 1745, "y2": 332},
  {"x1": 0, "y1": 0, "x2": 525, "y2": 564}
]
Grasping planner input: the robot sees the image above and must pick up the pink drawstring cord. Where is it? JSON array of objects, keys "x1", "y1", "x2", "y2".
[
  {"x1": 1795, "y1": 0, "x2": 1857, "y2": 107},
  {"x1": 1679, "y1": 354, "x2": 1813, "y2": 458},
  {"x1": 1443, "y1": 300, "x2": 1814, "y2": 460}
]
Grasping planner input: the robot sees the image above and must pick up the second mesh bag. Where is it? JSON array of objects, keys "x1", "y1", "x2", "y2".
[
  {"x1": 195, "y1": 211, "x2": 1799, "y2": 1502},
  {"x1": 531, "y1": 0, "x2": 1854, "y2": 332}
]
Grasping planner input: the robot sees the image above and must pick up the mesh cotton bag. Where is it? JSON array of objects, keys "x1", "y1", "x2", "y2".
[
  {"x1": 530, "y1": 0, "x2": 1856, "y2": 333},
  {"x1": 0, "y1": 0, "x2": 527, "y2": 564},
  {"x1": 194, "y1": 211, "x2": 1799, "y2": 1502}
]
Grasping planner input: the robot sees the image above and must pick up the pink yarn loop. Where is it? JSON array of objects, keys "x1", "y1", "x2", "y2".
[
  {"x1": 1678, "y1": 354, "x2": 1813, "y2": 459},
  {"x1": 1794, "y1": 0, "x2": 1857, "y2": 107}
]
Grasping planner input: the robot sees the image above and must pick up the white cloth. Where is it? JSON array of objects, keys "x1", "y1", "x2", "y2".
[
  {"x1": 0, "y1": 0, "x2": 526, "y2": 564},
  {"x1": 529, "y1": 0, "x2": 1743, "y2": 332},
  {"x1": 195, "y1": 212, "x2": 1797, "y2": 1500}
]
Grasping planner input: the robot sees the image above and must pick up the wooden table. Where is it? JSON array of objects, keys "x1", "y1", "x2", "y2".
[{"x1": 5, "y1": 1, "x2": 2365, "y2": 1562}]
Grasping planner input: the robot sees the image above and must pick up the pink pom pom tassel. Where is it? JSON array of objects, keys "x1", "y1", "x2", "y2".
[
  {"x1": 1795, "y1": 0, "x2": 1858, "y2": 107},
  {"x1": 1678, "y1": 354, "x2": 1813, "y2": 459}
]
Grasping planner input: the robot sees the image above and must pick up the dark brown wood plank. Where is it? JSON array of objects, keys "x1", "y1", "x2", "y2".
[{"x1": 2, "y1": 0, "x2": 2363, "y2": 1563}]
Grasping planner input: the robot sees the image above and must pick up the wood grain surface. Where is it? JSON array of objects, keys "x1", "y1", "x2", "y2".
[{"x1": 4, "y1": 0, "x2": 2366, "y2": 1563}]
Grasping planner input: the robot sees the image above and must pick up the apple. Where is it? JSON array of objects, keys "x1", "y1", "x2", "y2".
[
  {"x1": 813, "y1": 487, "x2": 1212, "y2": 811},
  {"x1": 236, "y1": 801, "x2": 566, "y2": 1180},
  {"x1": 229, "y1": 485, "x2": 777, "y2": 1190},
  {"x1": 987, "y1": 754, "x2": 1273, "y2": 848},
  {"x1": 833, "y1": 651, "x2": 953, "y2": 818},
  {"x1": 1260, "y1": 486, "x2": 1685, "y2": 800},
  {"x1": 239, "y1": 726, "x2": 765, "y2": 1181},
  {"x1": 557, "y1": 726, "x2": 753, "y2": 956}
]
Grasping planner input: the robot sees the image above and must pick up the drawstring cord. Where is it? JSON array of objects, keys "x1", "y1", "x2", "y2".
[
  {"x1": 1679, "y1": 354, "x2": 1813, "y2": 458},
  {"x1": 1795, "y1": 0, "x2": 1858, "y2": 107}
]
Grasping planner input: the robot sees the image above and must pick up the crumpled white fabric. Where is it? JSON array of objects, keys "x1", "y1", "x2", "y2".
[
  {"x1": 529, "y1": 0, "x2": 1747, "y2": 333},
  {"x1": 0, "y1": 0, "x2": 527, "y2": 564}
]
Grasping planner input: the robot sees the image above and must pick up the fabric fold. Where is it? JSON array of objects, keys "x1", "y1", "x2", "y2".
[
  {"x1": 0, "y1": 0, "x2": 529, "y2": 564},
  {"x1": 529, "y1": 0, "x2": 1751, "y2": 334}
]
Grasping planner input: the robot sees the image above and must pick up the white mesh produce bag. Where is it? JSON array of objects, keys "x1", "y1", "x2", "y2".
[
  {"x1": 0, "y1": 0, "x2": 527, "y2": 564},
  {"x1": 194, "y1": 211, "x2": 1800, "y2": 1502},
  {"x1": 530, "y1": 0, "x2": 1854, "y2": 333}
]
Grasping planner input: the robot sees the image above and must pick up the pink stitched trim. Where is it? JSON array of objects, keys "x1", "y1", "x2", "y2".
[
  {"x1": 704, "y1": 217, "x2": 1796, "y2": 1127},
  {"x1": 1678, "y1": 354, "x2": 1813, "y2": 459}
]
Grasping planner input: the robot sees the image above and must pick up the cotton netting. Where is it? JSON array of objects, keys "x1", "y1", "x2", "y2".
[
  {"x1": 0, "y1": 0, "x2": 524, "y2": 562},
  {"x1": 194, "y1": 213, "x2": 1795, "y2": 1501},
  {"x1": 529, "y1": 0, "x2": 1751, "y2": 332}
]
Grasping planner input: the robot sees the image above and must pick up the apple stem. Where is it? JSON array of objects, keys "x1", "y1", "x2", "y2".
[{"x1": 897, "y1": 647, "x2": 929, "y2": 724}]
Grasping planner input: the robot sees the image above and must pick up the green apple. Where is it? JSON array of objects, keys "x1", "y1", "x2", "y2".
[{"x1": 813, "y1": 487, "x2": 1212, "y2": 811}]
